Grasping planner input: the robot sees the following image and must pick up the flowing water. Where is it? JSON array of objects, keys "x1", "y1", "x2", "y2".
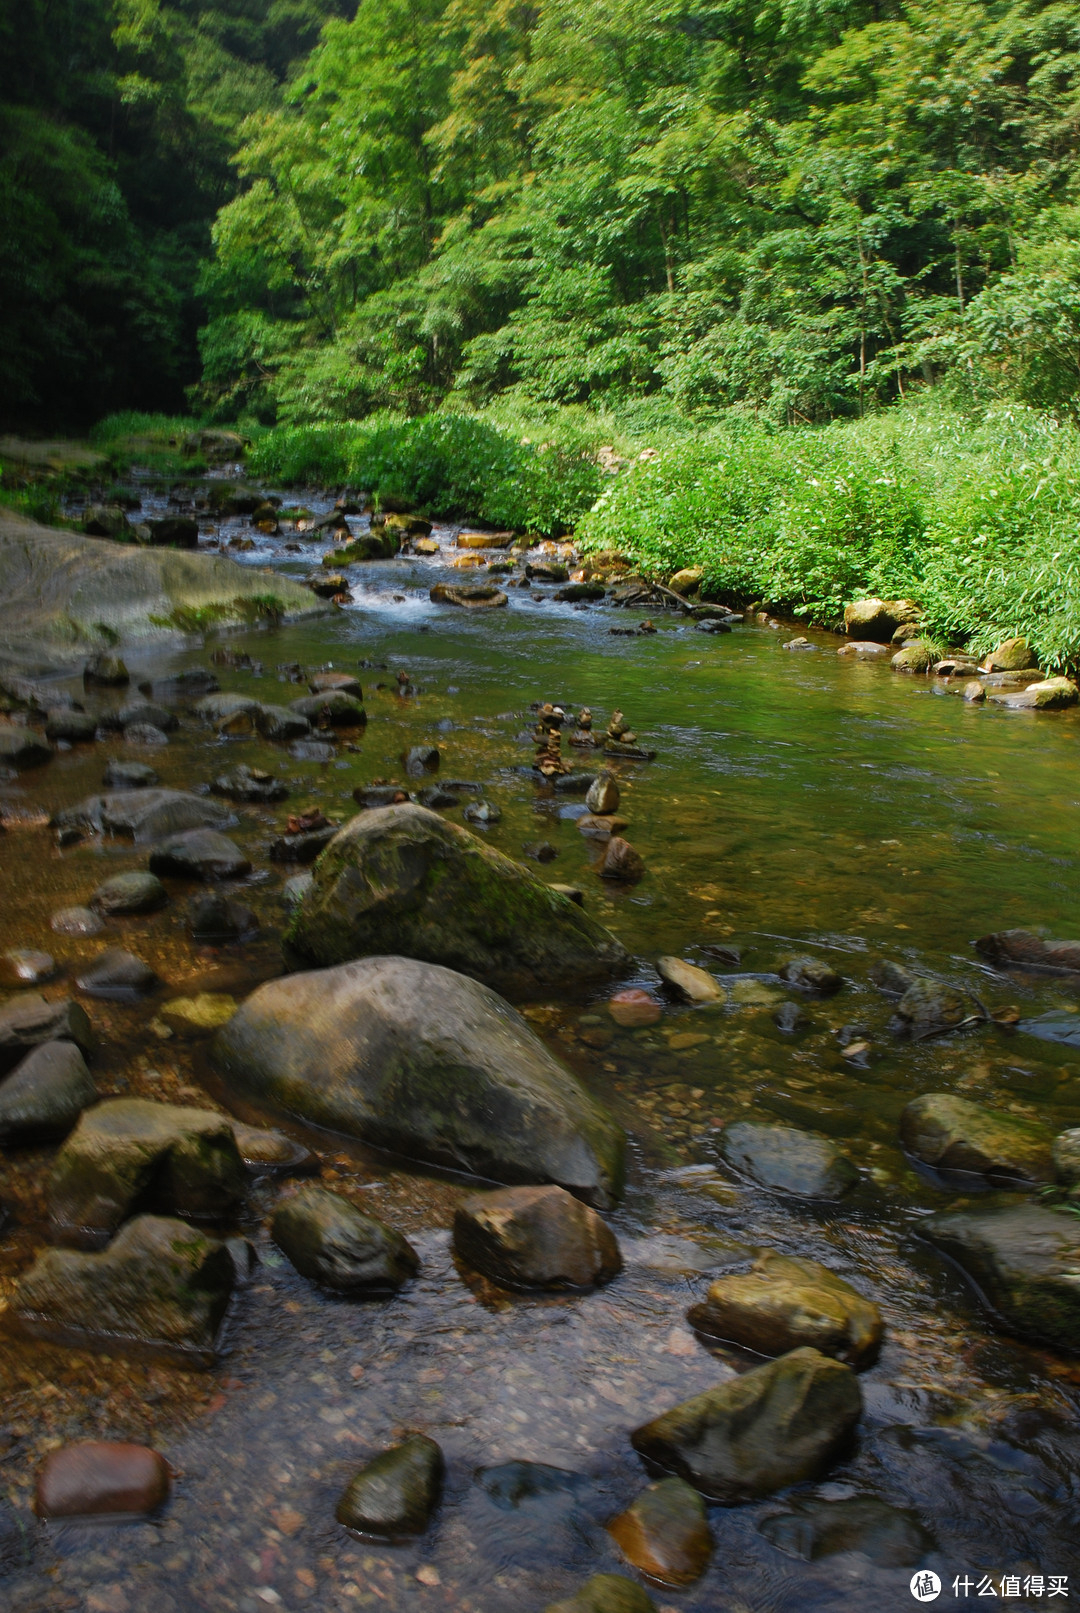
[{"x1": 2, "y1": 487, "x2": 1080, "y2": 1611}]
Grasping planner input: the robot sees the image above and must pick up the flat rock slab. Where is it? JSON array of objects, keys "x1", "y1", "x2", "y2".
[
  {"x1": 900, "y1": 1093, "x2": 1053, "y2": 1184},
  {"x1": 213, "y1": 955, "x2": 625, "y2": 1208},
  {"x1": 0, "y1": 1041, "x2": 97, "y2": 1144},
  {"x1": 75, "y1": 947, "x2": 158, "y2": 1002},
  {"x1": 54, "y1": 789, "x2": 233, "y2": 843},
  {"x1": 50, "y1": 1096, "x2": 245, "y2": 1245},
  {"x1": 454, "y1": 1183, "x2": 622, "y2": 1290},
  {"x1": 0, "y1": 995, "x2": 95, "y2": 1077},
  {"x1": 918, "y1": 1203, "x2": 1080, "y2": 1352},
  {"x1": 607, "y1": 1477, "x2": 711, "y2": 1586},
  {"x1": 6, "y1": 1214, "x2": 235, "y2": 1366},
  {"x1": 272, "y1": 1185, "x2": 418, "y2": 1292},
  {"x1": 336, "y1": 1434, "x2": 443, "y2": 1538},
  {"x1": 149, "y1": 829, "x2": 252, "y2": 881},
  {"x1": 656, "y1": 956, "x2": 724, "y2": 1003},
  {"x1": 718, "y1": 1121, "x2": 858, "y2": 1200},
  {"x1": 687, "y1": 1250, "x2": 882, "y2": 1368},
  {"x1": 284, "y1": 802, "x2": 628, "y2": 998},
  {"x1": 631, "y1": 1346, "x2": 862, "y2": 1503},
  {"x1": 35, "y1": 1441, "x2": 171, "y2": 1521},
  {"x1": 159, "y1": 993, "x2": 239, "y2": 1037}
]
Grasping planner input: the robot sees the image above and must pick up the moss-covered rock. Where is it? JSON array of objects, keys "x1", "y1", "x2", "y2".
[
  {"x1": 545, "y1": 1574, "x2": 657, "y2": 1613},
  {"x1": 335, "y1": 1434, "x2": 443, "y2": 1538},
  {"x1": 212, "y1": 955, "x2": 625, "y2": 1207},
  {"x1": 284, "y1": 803, "x2": 628, "y2": 997},
  {"x1": 900, "y1": 1094, "x2": 1053, "y2": 1184},
  {"x1": 687, "y1": 1250, "x2": 882, "y2": 1368}
]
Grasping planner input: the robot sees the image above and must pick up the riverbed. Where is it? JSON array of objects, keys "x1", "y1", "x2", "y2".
[{"x1": 1, "y1": 490, "x2": 1079, "y2": 1612}]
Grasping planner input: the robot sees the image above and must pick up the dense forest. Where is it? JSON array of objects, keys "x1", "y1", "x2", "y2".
[{"x1": 4, "y1": 0, "x2": 1079, "y2": 432}]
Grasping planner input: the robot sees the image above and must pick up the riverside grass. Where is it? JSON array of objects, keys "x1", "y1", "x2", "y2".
[{"x1": 96, "y1": 399, "x2": 1080, "y2": 668}]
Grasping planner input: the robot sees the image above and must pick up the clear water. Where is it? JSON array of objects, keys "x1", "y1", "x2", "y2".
[{"x1": 2, "y1": 492, "x2": 1079, "y2": 1611}]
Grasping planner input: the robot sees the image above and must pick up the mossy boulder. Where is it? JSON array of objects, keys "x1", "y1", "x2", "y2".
[
  {"x1": 889, "y1": 977, "x2": 979, "y2": 1038},
  {"x1": 900, "y1": 1093, "x2": 1053, "y2": 1184},
  {"x1": 284, "y1": 803, "x2": 628, "y2": 997},
  {"x1": 212, "y1": 955, "x2": 626, "y2": 1207},
  {"x1": 918, "y1": 1202, "x2": 1080, "y2": 1351},
  {"x1": 982, "y1": 636, "x2": 1038, "y2": 672},
  {"x1": 687, "y1": 1250, "x2": 882, "y2": 1368},
  {"x1": 335, "y1": 1433, "x2": 443, "y2": 1538}
]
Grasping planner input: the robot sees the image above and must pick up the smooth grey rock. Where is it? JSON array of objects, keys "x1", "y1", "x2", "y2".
[
  {"x1": 0, "y1": 727, "x2": 52, "y2": 769},
  {"x1": 45, "y1": 711, "x2": 97, "y2": 744},
  {"x1": 90, "y1": 872, "x2": 168, "y2": 916},
  {"x1": 148, "y1": 829, "x2": 251, "y2": 881},
  {"x1": 187, "y1": 893, "x2": 258, "y2": 943},
  {"x1": 116, "y1": 701, "x2": 178, "y2": 733},
  {"x1": 53, "y1": 789, "x2": 232, "y2": 844},
  {"x1": 0, "y1": 1042, "x2": 97, "y2": 1143},
  {"x1": 272, "y1": 1185, "x2": 418, "y2": 1292},
  {"x1": 76, "y1": 948, "x2": 157, "y2": 1002},
  {"x1": 102, "y1": 760, "x2": 158, "y2": 789},
  {"x1": 919, "y1": 1202, "x2": 1080, "y2": 1350},
  {"x1": 210, "y1": 765, "x2": 288, "y2": 804},
  {"x1": 0, "y1": 995, "x2": 95, "y2": 1076},
  {"x1": 50, "y1": 906, "x2": 105, "y2": 937},
  {"x1": 718, "y1": 1122, "x2": 858, "y2": 1200}
]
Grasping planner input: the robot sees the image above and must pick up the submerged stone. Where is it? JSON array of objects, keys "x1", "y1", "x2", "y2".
[
  {"x1": 158, "y1": 994, "x2": 239, "y2": 1037},
  {"x1": 718, "y1": 1121, "x2": 858, "y2": 1200},
  {"x1": 336, "y1": 1434, "x2": 443, "y2": 1537},
  {"x1": 53, "y1": 789, "x2": 232, "y2": 844},
  {"x1": 759, "y1": 1496, "x2": 932, "y2": 1566},
  {"x1": 35, "y1": 1441, "x2": 171, "y2": 1521},
  {"x1": 545, "y1": 1576, "x2": 657, "y2": 1613},
  {"x1": 90, "y1": 871, "x2": 168, "y2": 915}
]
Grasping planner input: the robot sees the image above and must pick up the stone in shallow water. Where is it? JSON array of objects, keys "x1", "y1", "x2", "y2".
[
  {"x1": 0, "y1": 994, "x2": 95, "y2": 1076},
  {"x1": 53, "y1": 788, "x2": 232, "y2": 844},
  {"x1": 90, "y1": 871, "x2": 168, "y2": 916},
  {"x1": 187, "y1": 893, "x2": 258, "y2": 943},
  {"x1": 545, "y1": 1574, "x2": 657, "y2": 1613},
  {"x1": 686, "y1": 1249, "x2": 882, "y2": 1368},
  {"x1": 272, "y1": 1185, "x2": 418, "y2": 1292},
  {"x1": 291, "y1": 691, "x2": 367, "y2": 727},
  {"x1": 76, "y1": 947, "x2": 158, "y2": 1002},
  {"x1": 123, "y1": 722, "x2": 170, "y2": 746},
  {"x1": 0, "y1": 727, "x2": 52, "y2": 769},
  {"x1": 232, "y1": 1123, "x2": 315, "y2": 1173},
  {"x1": 49, "y1": 1096, "x2": 245, "y2": 1244},
  {"x1": 631, "y1": 1346, "x2": 862, "y2": 1503},
  {"x1": 1053, "y1": 1128, "x2": 1080, "y2": 1187},
  {"x1": 45, "y1": 710, "x2": 97, "y2": 744},
  {"x1": 149, "y1": 828, "x2": 251, "y2": 881},
  {"x1": 0, "y1": 1041, "x2": 97, "y2": 1144},
  {"x1": 900, "y1": 1093, "x2": 1053, "y2": 1184},
  {"x1": 7, "y1": 1214, "x2": 235, "y2": 1365},
  {"x1": 116, "y1": 700, "x2": 178, "y2": 733},
  {"x1": 84, "y1": 654, "x2": 129, "y2": 687},
  {"x1": 718, "y1": 1121, "x2": 858, "y2": 1199},
  {"x1": 281, "y1": 871, "x2": 314, "y2": 908},
  {"x1": 779, "y1": 956, "x2": 844, "y2": 995},
  {"x1": 453, "y1": 1183, "x2": 622, "y2": 1291},
  {"x1": 50, "y1": 905, "x2": 105, "y2": 937},
  {"x1": 102, "y1": 759, "x2": 159, "y2": 790},
  {"x1": 289, "y1": 738, "x2": 336, "y2": 762},
  {"x1": 210, "y1": 764, "x2": 288, "y2": 803},
  {"x1": 759, "y1": 1495, "x2": 932, "y2": 1566},
  {"x1": 608, "y1": 989, "x2": 661, "y2": 1027},
  {"x1": 585, "y1": 772, "x2": 620, "y2": 814},
  {"x1": 656, "y1": 956, "x2": 724, "y2": 1004},
  {"x1": 607, "y1": 1476, "x2": 711, "y2": 1586},
  {"x1": 35, "y1": 1441, "x2": 171, "y2": 1520},
  {"x1": 599, "y1": 836, "x2": 645, "y2": 882},
  {"x1": 159, "y1": 993, "x2": 238, "y2": 1037},
  {"x1": 974, "y1": 928, "x2": 1080, "y2": 974},
  {"x1": 889, "y1": 977, "x2": 979, "y2": 1038},
  {"x1": 0, "y1": 949, "x2": 57, "y2": 987},
  {"x1": 335, "y1": 1434, "x2": 443, "y2": 1537}
]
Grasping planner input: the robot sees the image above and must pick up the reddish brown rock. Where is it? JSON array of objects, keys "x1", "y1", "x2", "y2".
[
  {"x1": 607, "y1": 1477, "x2": 711, "y2": 1586},
  {"x1": 35, "y1": 1441, "x2": 171, "y2": 1519},
  {"x1": 454, "y1": 1183, "x2": 622, "y2": 1290},
  {"x1": 599, "y1": 837, "x2": 645, "y2": 883},
  {"x1": 608, "y1": 989, "x2": 661, "y2": 1027}
]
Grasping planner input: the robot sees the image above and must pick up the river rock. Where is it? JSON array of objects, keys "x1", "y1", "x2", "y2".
[
  {"x1": 607, "y1": 1477, "x2": 711, "y2": 1586},
  {"x1": 102, "y1": 759, "x2": 158, "y2": 789},
  {"x1": 608, "y1": 989, "x2": 661, "y2": 1027},
  {"x1": 54, "y1": 788, "x2": 233, "y2": 843},
  {"x1": 0, "y1": 995, "x2": 95, "y2": 1076},
  {"x1": 892, "y1": 642, "x2": 935, "y2": 673},
  {"x1": 900, "y1": 1093, "x2": 1052, "y2": 1184},
  {"x1": 158, "y1": 994, "x2": 239, "y2": 1038},
  {"x1": 463, "y1": 799, "x2": 501, "y2": 824},
  {"x1": 918, "y1": 1202, "x2": 1080, "y2": 1350},
  {"x1": 974, "y1": 928, "x2": 1080, "y2": 973},
  {"x1": 272, "y1": 1185, "x2": 418, "y2": 1293},
  {"x1": 35, "y1": 1441, "x2": 171, "y2": 1520},
  {"x1": 990, "y1": 675, "x2": 1079, "y2": 709},
  {"x1": 76, "y1": 947, "x2": 157, "y2": 1002},
  {"x1": 90, "y1": 871, "x2": 168, "y2": 916},
  {"x1": 192, "y1": 692, "x2": 260, "y2": 731},
  {"x1": 631, "y1": 1346, "x2": 861, "y2": 1503},
  {"x1": 546, "y1": 1575, "x2": 657, "y2": 1613},
  {"x1": 0, "y1": 949, "x2": 57, "y2": 987},
  {"x1": 836, "y1": 641, "x2": 892, "y2": 657},
  {"x1": 268, "y1": 823, "x2": 339, "y2": 864},
  {"x1": 0, "y1": 726, "x2": 52, "y2": 769},
  {"x1": 453, "y1": 1184, "x2": 621, "y2": 1290},
  {"x1": 291, "y1": 691, "x2": 367, "y2": 727},
  {"x1": 963, "y1": 679, "x2": 986, "y2": 702},
  {"x1": 49, "y1": 1097, "x2": 246, "y2": 1244},
  {"x1": 686, "y1": 1250, "x2": 882, "y2": 1368},
  {"x1": 233, "y1": 1122, "x2": 315, "y2": 1173},
  {"x1": 868, "y1": 958, "x2": 916, "y2": 995},
  {"x1": 982, "y1": 636, "x2": 1038, "y2": 672},
  {"x1": 143, "y1": 516, "x2": 198, "y2": 548},
  {"x1": 843, "y1": 599, "x2": 896, "y2": 641},
  {"x1": 213, "y1": 956, "x2": 625, "y2": 1207},
  {"x1": 114, "y1": 701, "x2": 178, "y2": 734},
  {"x1": 310, "y1": 670, "x2": 363, "y2": 697},
  {"x1": 281, "y1": 871, "x2": 315, "y2": 908},
  {"x1": 656, "y1": 956, "x2": 724, "y2": 1003},
  {"x1": 283, "y1": 804, "x2": 628, "y2": 997},
  {"x1": 403, "y1": 745, "x2": 440, "y2": 776},
  {"x1": 187, "y1": 893, "x2": 258, "y2": 943},
  {"x1": 84, "y1": 653, "x2": 130, "y2": 686},
  {"x1": 890, "y1": 977, "x2": 979, "y2": 1038},
  {"x1": 336, "y1": 1434, "x2": 443, "y2": 1537},
  {"x1": 759, "y1": 1496, "x2": 932, "y2": 1566},
  {"x1": 124, "y1": 722, "x2": 169, "y2": 746},
  {"x1": 779, "y1": 956, "x2": 843, "y2": 995},
  {"x1": 210, "y1": 765, "x2": 288, "y2": 803},
  {"x1": 45, "y1": 710, "x2": 97, "y2": 743},
  {"x1": 599, "y1": 836, "x2": 645, "y2": 882},
  {"x1": 257, "y1": 703, "x2": 312, "y2": 741},
  {"x1": 0, "y1": 1042, "x2": 97, "y2": 1144},
  {"x1": 585, "y1": 772, "x2": 620, "y2": 814},
  {"x1": 773, "y1": 1001, "x2": 808, "y2": 1034},
  {"x1": 149, "y1": 829, "x2": 251, "y2": 881},
  {"x1": 430, "y1": 582, "x2": 508, "y2": 608},
  {"x1": 6, "y1": 1214, "x2": 234, "y2": 1364},
  {"x1": 50, "y1": 905, "x2": 105, "y2": 936},
  {"x1": 1053, "y1": 1128, "x2": 1080, "y2": 1188},
  {"x1": 718, "y1": 1121, "x2": 858, "y2": 1199}
]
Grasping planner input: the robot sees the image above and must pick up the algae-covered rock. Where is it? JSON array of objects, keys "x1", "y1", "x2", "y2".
[
  {"x1": 336, "y1": 1434, "x2": 443, "y2": 1537},
  {"x1": 900, "y1": 1093, "x2": 1053, "y2": 1184},
  {"x1": 271, "y1": 1185, "x2": 418, "y2": 1293},
  {"x1": 6, "y1": 1214, "x2": 234, "y2": 1365},
  {"x1": 284, "y1": 803, "x2": 628, "y2": 998},
  {"x1": 50, "y1": 1097, "x2": 245, "y2": 1244},
  {"x1": 974, "y1": 929, "x2": 1080, "y2": 973},
  {"x1": 982, "y1": 636, "x2": 1038, "y2": 672},
  {"x1": 607, "y1": 1477, "x2": 711, "y2": 1587},
  {"x1": 213, "y1": 956, "x2": 625, "y2": 1207},
  {"x1": 158, "y1": 994, "x2": 238, "y2": 1037},
  {"x1": 630, "y1": 1347, "x2": 862, "y2": 1503},
  {"x1": 890, "y1": 977, "x2": 979, "y2": 1038},
  {"x1": 545, "y1": 1574, "x2": 657, "y2": 1613},
  {"x1": 90, "y1": 872, "x2": 168, "y2": 916},
  {"x1": 718, "y1": 1121, "x2": 858, "y2": 1200},
  {"x1": 919, "y1": 1202, "x2": 1080, "y2": 1351},
  {"x1": 759, "y1": 1496, "x2": 932, "y2": 1566},
  {"x1": 687, "y1": 1250, "x2": 882, "y2": 1368}
]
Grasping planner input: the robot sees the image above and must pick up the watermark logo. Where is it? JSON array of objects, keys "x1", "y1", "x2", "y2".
[{"x1": 911, "y1": 1572, "x2": 942, "y2": 1602}]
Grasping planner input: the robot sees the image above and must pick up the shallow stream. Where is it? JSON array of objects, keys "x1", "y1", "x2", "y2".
[{"x1": 2, "y1": 488, "x2": 1080, "y2": 1611}]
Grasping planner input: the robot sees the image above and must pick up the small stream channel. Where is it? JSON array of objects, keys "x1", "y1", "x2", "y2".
[{"x1": 1, "y1": 481, "x2": 1079, "y2": 1611}]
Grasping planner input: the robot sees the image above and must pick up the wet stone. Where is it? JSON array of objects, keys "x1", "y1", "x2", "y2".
[
  {"x1": 210, "y1": 764, "x2": 288, "y2": 803},
  {"x1": 116, "y1": 701, "x2": 179, "y2": 733},
  {"x1": 35, "y1": 1441, "x2": 171, "y2": 1521},
  {"x1": 149, "y1": 828, "x2": 252, "y2": 881},
  {"x1": 159, "y1": 994, "x2": 239, "y2": 1037},
  {"x1": 124, "y1": 722, "x2": 170, "y2": 746},
  {"x1": 84, "y1": 654, "x2": 130, "y2": 687},
  {"x1": 102, "y1": 759, "x2": 159, "y2": 789},
  {"x1": 759, "y1": 1497, "x2": 933, "y2": 1566},
  {"x1": 585, "y1": 772, "x2": 620, "y2": 815},
  {"x1": 45, "y1": 710, "x2": 98, "y2": 744},
  {"x1": 523, "y1": 839, "x2": 559, "y2": 862},
  {"x1": 0, "y1": 726, "x2": 53, "y2": 769},
  {"x1": 335, "y1": 1433, "x2": 443, "y2": 1538},
  {"x1": 453, "y1": 1183, "x2": 622, "y2": 1291},
  {"x1": 608, "y1": 989, "x2": 661, "y2": 1027},
  {"x1": 779, "y1": 956, "x2": 843, "y2": 995},
  {"x1": 268, "y1": 823, "x2": 338, "y2": 863},
  {"x1": 718, "y1": 1121, "x2": 858, "y2": 1200},
  {"x1": 607, "y1": 1477, "x2": 711, "y2": 1586},
  {"x1": 656, "y1": 956, "x2": 724, "y2": 1004},
  {"x1": 687, "y1": 1249, "x2": 883, "y2": 1368},
  {"x1": 0, "y1": 994, "x2": 95, "y2": 1076},
  {"x1": 974, "y1": 928, "x2": 1080, "y2": 974},
  {"x1": 54, "y1": 788, "x2": 232, "y2": 844},
  {"x1": 868, "y1": 957, "x2": 916, "y2": 995},
  {"x1": 272, "y1": 1184, "x2": 419, "y2": 1292},
  {"x1": 90, "y1": 871, "x2": 168, "y2": 916},
  {"x1": 631, "y1": 1346, "x2": 862, "y2": 1503},
  {"x1": 890, "y1": 977, "x2": 980, "y2": 1038},
  {"x1": 0, "y1": 1041, "x2": 97, "y2": 1144},
  {"x1": 404, "y1": 744, "x2": 441, "y2": 776},
  {"x1": 187, "y1": 893, "x2": 258, "y2": 944},
  {"x1": 463, "y1": 799, "x2": 501, "y2": 824},
  {"x1": 232, "y1": 1122, "x2": 315, "y2": 1174},
  {"x1": 51, "y1": 905, "x2": 105, "y2": 937},
  {"x1": 773, "y1": 1000, "x2": 808, "y2": 1034},
  {"x1": 599, "y1": 836, "x2": 645, "y2": 882},
  {"x1": 290, "y1": 690, "x2": 367, "y2": 727},
  {"x1": 900, "y1": 1093, "x2": 1053, "y2": 1184},
  {"x1": 353, "y1": 784, "x2": 411, "y2": 809},
  {"x1": 281, "y1": 871, "x2": 314, "y2": 908},
  {"x1": 546, "y1": 1573, "x2": 658, "y2": 1613},
  {"x1": 0, "y1": 948, "x2": 57, "y2": 987},
  {"x1": 76, "y1": 947, "x2": 158, "y2": 1002}
]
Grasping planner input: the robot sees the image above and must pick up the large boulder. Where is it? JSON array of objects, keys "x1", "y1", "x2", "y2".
[
  {"x1": 453, "y1": 1184, "x2": 622, "y2": 1290},
  {"x1": 49, "y1": 1097, "x2": 246, "y2": 1245},
  {"x1": 271, "y1": 1185, "x2": 418, "y2": 1293},
  {"x1": 213, "y1": 956, "x2": 625, "y2": 1207},
  {"x1": 6, "y1": 1214, "x2": 234, "y2": 1366},
  {"x1": 53, "y1": 789, "x2": 233, "y2": 844},
  {"x1": 630, "y1": 1347, "x2": 862, "y2": 1503},
  {"x1": 900, "y1": 1094, "x2": 1053, "y2": 1184},
  {"x1": 982, "y1": 636, "x2": 1038, "y2": 672},
  {"x1": 687, "y1": 1250, "x2": 882, "y2": 1369},
  {"x1": 283, "y1": 803, "x2": 628, "y2": 997},
  {"x1": 843, "y1": 599, "x2": 897, "y2": 642},
  {"x1": 918, "y1": 1202, "x2": 1080, "y2": 1351},
  {"x1": 889, "y1": 977, "x2": 979, "y2": 1038},
  {"x1": 717, "y1": 1122, "x2": 858, "y2": 1200},
  {"x1": 990, "y1": 676, "x2": 1079, "y2": 710},
  {"x1": 0, "y1": 994, "x2": 95, "y2": 1077}
]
